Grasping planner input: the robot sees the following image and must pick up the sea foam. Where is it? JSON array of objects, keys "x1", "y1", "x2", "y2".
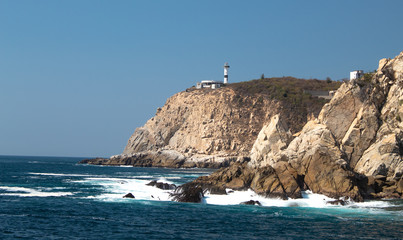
[
  {"x1": 79, "y1": 177, "x2": 172, "y2": 202},
  {"x1": 203, "y1": 189, "x2": 337, "y2": 208},
  {"x1": 0, "y1": 186, "x2": 73, "y2": 197},
  {"x1": 203, "y1": 189, "x2": 395, "y2": 213}
]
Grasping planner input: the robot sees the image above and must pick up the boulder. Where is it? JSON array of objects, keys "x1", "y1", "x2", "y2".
[
  {"x1": 250, "y1": 165, "x2": 286, "y2": 199},
  {"x1": 170, "y1": 183, "x2": 204, "y2": 203},
  {"x1": 272, "y1": 161, "x2": 303, "y2": 199}
]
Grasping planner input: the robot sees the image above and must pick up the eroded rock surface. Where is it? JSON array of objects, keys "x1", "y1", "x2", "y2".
[
  {"x1": 176, "y1": 52, "x2": 403, "y2": 202},
  {"x1": 83, "y1": 78, "x2": 334, "y2": 168}
]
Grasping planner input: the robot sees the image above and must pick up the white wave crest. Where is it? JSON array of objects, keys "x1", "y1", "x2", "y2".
[
  {"x1": 203, "y1": 190, "x2": 337, "y2": 207},
  {"x1": 203, "y1": 189, "x2": 397, "y2": 212},
  {"x1": 29, "y1": 172, "x2": 94, "y2": 177},
  {"x1": 0, "y1": 186, "x2": 73, "y2": 197},
  {"x1": 78, "y1": 177, "x2": 172, "y2": 202}
]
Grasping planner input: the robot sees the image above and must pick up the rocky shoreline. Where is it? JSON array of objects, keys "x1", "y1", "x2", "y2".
[
  {"x1": 81, "y1": 51, "x2": 403, "y2": 202},
  {"x1": 80, "y1": 150, "x2": 247, "y2": 169}
]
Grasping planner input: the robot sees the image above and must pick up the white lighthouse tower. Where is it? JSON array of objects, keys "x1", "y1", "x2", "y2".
[{"x1": 224, "y1": 62, "x2": 230, "y2": 84}]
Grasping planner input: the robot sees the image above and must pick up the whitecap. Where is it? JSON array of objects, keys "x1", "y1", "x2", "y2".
[
  {"x1": 202, "y1": 189, "x2": 403, "y2": 216},
  {"x1": 128, "y1": 175, "x2": 154, "y2": 179},
  {"x1": 163, "y1": 176, "x2": 182, "y2": 180},
  {"x1": 28, "y1": 172, "x2": 94, "y2": 177},
  {"x1": 349, "y1": 200, "x2": 391, "y2": 208},
  {"x1": 79, "y1": 177, "x2": 173, "y2": 202},
  {"x1": 0, "y1": 186, "x2": 73, "y2": 197}
]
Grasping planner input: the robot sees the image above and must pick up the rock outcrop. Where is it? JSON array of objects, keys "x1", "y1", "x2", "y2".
[
  {"x1": 249, "y1": 114, "x2": 292, "y2": 167},
  {"x1": 174, "y1": 161, "x2": 303, "y2": 200},
  {"x1": 176, "y1": 52, "x2": 403, "y2": 202},
  {"x1": 80, "y1": 150, "x2": 247, "y2": 169}
]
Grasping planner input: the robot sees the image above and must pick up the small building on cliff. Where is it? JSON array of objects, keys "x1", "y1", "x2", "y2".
[
  {"x1": 350, "y1": 70, "x2": 364, "y2": 81},
  {"x1": 196, "y1": 80, "x2": 223, "y2": 89},
  {"x1": 196, "y1": 62, "x2": 230, "y2": 89}
]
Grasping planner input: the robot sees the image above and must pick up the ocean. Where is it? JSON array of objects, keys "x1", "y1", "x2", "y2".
[{"x1": 0, "y1": 155, "x2": 402, "y2": 239}]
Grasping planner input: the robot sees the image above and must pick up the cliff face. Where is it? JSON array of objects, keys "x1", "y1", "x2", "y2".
[
  {"x1": 82, "y1": 77, "x2": 336, "y2": 168},
  {"x1": 176, "y1": 52, "x2": 403, "y2": 202},
  {"x1": 250, "y1": 52, "x2": 403, "y2": 200},
  {"x1": 123, "y1": 78, "x2": 334, "y2": 158},
  {"x1": 123, "y1": 88, "x2": 280, "y2": 156}
]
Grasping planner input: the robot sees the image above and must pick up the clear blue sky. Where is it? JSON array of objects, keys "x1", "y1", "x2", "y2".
[{"x1": 1, "y1": 0, "x2": 402, "y2": 157}]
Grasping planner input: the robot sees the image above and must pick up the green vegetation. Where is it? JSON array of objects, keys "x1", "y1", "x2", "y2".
[
  {"x1": 226, "y1": 77, "x2": 343, "y2": 132},
  {"x1": 191, "y1": 76, "x2": 343, "y2": 132},
  {"x1": 362, "y1": 71, "x2": 376, "y2": 83},
  {"x1": 228, "y1": 77, "x2": 342, "y2": 101}
]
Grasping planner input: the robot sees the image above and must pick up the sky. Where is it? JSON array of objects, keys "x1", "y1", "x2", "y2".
[{"x1": 1, "y1": 0, "x2": 402, "y2": 157}]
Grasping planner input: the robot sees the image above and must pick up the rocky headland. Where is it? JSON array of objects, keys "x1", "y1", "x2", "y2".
[
  {"x1": 81, "y1": 52, "x2": 403, "y2": 202},
  {"x1": 81, "y1": 77, "x2": 340, "y2": 168},
  {"x1": 172, "y1": 52, "x2": 403, "y2": 202}
]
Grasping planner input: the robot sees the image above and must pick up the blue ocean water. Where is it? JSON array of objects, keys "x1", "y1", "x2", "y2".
[{"x1": 0, "y1": 156, "x2": 402, "y2": 239}]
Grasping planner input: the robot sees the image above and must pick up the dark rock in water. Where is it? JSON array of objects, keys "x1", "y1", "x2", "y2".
[
  {"x1": 208, "y1": 186, "x2": 227, "y2": 195},
  {"x1": 326, "y1": 199, "x2": 346, "y2": 206},
  {"x1": 146, "y1": 180, "x2": 176, "y2": 190},
  {"x1": 170, "y1": 182, "x2": 204, "y2": 203},
  {"x1": 123, "y1": 193, "x2": 135, "y2": 198},
  {"x1": 79, "y1": 158, "x2": 109, "y2": 165},
  {"x1": 146, "y1": 180, "x2": 158, "y2": 186},
  {"x1": 241, "y1": 200, "x2": 262, "y2": 206}
]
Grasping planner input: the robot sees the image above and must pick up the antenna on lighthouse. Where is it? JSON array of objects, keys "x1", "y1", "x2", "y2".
[{"x1": 224, "y1": 62, "x2": 230, "y2": 84}]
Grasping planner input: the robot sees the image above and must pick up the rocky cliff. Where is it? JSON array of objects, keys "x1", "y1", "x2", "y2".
[
  {"x1": 175, "y1": 52, "x2": 403, "y2": 201},
  {"x1": 81, "y1": 77, "x2": 339, "y2": 168}
]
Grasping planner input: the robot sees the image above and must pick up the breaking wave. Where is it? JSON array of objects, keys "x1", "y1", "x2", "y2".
[
  {"x1": 80, "y1": 177, "x2": 172, "y2": 202},
  {"x1": 0, "y1": 186, "x2": 73, "y2": 197}
]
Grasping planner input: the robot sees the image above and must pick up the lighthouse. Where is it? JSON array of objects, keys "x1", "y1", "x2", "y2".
[{"x1": 224, "y1": 62, "x2": 230, "y2": 84}]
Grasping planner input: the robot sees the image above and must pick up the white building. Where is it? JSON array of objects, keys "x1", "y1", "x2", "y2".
[
  {"x1": 350, "y1": 70, "x2": 364, "y2": 81},
  {"x1": 196, "y1": 80, "x2": 223, "y2": 89},
  {"x1": 196, "y1": 62, "x2": 230, "y2": 89}
]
